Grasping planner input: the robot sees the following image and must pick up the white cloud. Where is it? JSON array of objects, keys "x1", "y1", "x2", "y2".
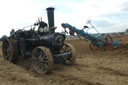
[{"x1": 0, "y1": 0, "x2": 128, "y2": 37}]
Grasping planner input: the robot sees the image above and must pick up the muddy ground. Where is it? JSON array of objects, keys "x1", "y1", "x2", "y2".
[{"x1": 0, "y1": 35, "x2": 128, "y2": 85}]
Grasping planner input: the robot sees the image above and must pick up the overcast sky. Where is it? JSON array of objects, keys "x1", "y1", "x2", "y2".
[{"x1": 0, "y1": 0, "x2": 128, "y2": 37}]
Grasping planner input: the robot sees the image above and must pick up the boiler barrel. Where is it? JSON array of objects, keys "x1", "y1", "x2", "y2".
[{"x1": 46, "y1": 7, "x2": 55, "y2": 28}]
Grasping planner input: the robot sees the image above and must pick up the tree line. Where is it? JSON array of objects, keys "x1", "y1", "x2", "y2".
[{"x1": 0, "y1": 35, "x2": 7, "y2": 41}]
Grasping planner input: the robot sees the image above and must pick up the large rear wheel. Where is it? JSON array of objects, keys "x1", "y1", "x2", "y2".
[
  {"x1": 32, "y1": 46, "x2": 53, "y2": 74},
  {"x1": 2, "y1": 38, "x2": 19, "y2": 63}
]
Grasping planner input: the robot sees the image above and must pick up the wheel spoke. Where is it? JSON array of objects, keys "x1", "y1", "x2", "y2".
[
  {"x1": 32, "y1": 46, "x2": 53, "y2": 74},
  {"x1": 59, "y1": 43, "x2": 76, "y2": 65},
  {"x1": 3, "y1": 42, "x2": 9, "y2": 46},
  {"x1": 63, "y1": 45, "x2": 66, "y2": 51},
  {"x1": 42, "y1": 60, "x2": 48, "y2": 64}
]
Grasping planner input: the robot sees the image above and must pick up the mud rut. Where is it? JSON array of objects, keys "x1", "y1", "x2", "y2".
[{"x1": 0, "y1": 36, "x2": 128, "y2": 85}]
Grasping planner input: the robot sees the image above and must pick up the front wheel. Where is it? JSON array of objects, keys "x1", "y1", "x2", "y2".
[
  {"x1": 32, "y1": 46, "x2": 53, "y2": 74},
  {"x1": 60, "y1": 43, "x2": 76, "y2": 65}
]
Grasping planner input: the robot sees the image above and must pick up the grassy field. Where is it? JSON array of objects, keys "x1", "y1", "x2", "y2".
[{"x1": 0, "y1": 35, "x2": 128, "y2": 85}]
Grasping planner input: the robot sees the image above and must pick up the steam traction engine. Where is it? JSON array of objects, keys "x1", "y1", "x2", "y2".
[{"x1": 2, "y1": 7, "x2": 76, "y2": 74}]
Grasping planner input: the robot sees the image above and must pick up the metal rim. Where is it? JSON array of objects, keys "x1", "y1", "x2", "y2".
[
  {"x1": 2, "y1": 38, "x2": 10, "y2": 60},
  {"x1": 2, "y1": 38, "x2": 15, "y2": 61},
  {"x1": 32, "y1": 46, "x2": 53, "y2": 74},
  {"x1": 60, "y1": 43, "x2": 76, "y2": 65},
  {"x1": 2, "y1": 38, "x2": 18, "y2": 63}
]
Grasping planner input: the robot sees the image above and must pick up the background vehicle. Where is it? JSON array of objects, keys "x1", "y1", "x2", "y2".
[{"x1": 62, "y1": 21, "x2": 120, "y2": 50}]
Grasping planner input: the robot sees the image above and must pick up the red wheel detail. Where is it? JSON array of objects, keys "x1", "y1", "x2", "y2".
[
  {"x1": 104, "y1": 34, "x2": 113, "y2": 50},
  {"x1": 69, "y1": 31, "x2": 74, "y2": 35},
  {"x1": 105, "y1": 34, "x2": 113, "y2": 43},
  {"x1": 106, "y1": 42, "x2": 111, "y2": 45}
]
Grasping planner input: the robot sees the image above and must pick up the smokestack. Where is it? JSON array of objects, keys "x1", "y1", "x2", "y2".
[{"x1": 46, "y1": 7, "x2": 55, "y2": 28}]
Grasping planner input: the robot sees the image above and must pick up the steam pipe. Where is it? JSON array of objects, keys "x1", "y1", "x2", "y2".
[{"x1": 46, "y1": 7, "x2": 55, "y2": 28}]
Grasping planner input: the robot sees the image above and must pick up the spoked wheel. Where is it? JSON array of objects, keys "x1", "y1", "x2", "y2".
[
  {"x1": 60, "y1": 43, "x2": 76, "y2": 65},
  {"x1": 32, "y1": 46, "x2": 53, "y2": 74},
  {"x1": 2, "y1": 38, "x2": 19, "y2": 63},
  {"x1": 103, "y1": 34, "x2": 113, "y2": 50}
]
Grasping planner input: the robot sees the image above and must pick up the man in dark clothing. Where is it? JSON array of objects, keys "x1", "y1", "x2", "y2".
[
  {"x1": 34, "y1": 18, "x2": 49, "y2": 33},
  {"x1": 34, "y1": 17, "x2": 56, "y2": 34},
  {"x1": 34, "y1": 20, "x2": 47, "y2": 28}
]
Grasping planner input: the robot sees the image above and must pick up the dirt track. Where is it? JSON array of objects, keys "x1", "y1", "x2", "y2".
[{"x1": 0, "y1": 35, "x2": 128, "y2": 85}]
